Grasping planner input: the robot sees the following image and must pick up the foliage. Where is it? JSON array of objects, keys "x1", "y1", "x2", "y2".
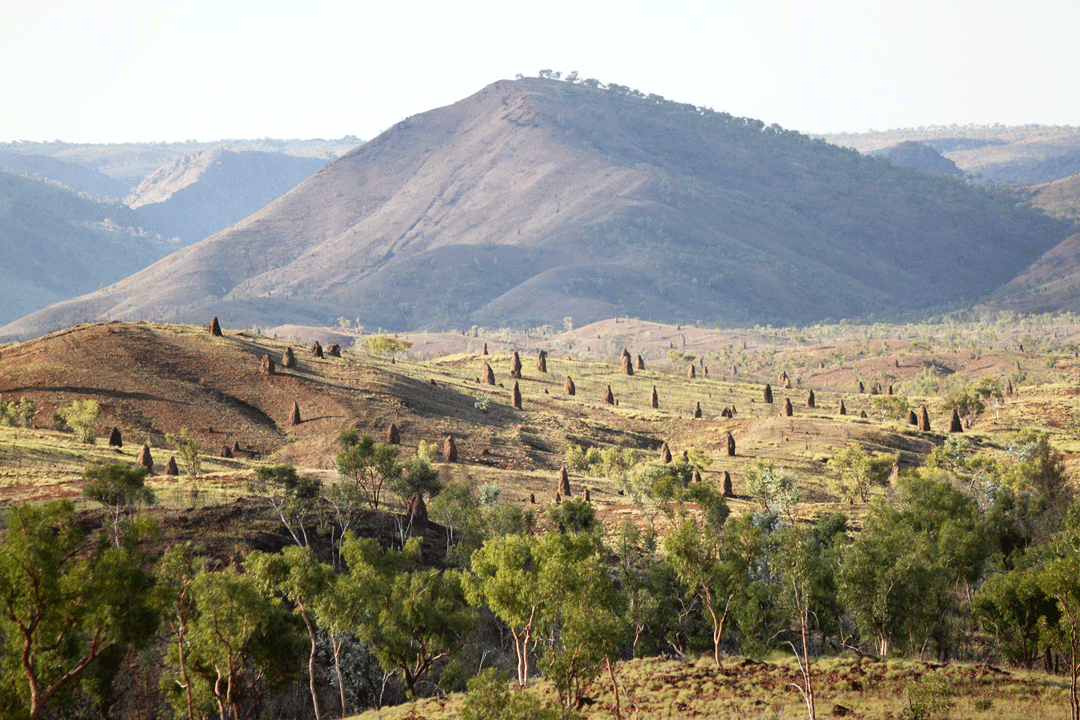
[
  {"x1": 563, "y1": 443, "x2": 639, "y2": 480},
  {"x1": 620, "y1": 460, "x2": 728, "y2": 533},
  {"x1": 838, "y1": 472, "x2": 986, "y2": 657},
  {"x1": 245, "y1": 545, "x2": 334, "y2": 720},
  {"x1": 341, "y1": 534, "x2": 476, "y2": 699},
  {"x1": 248, "y1": 464, "x2": 322, "y2": 546},
  {"x1": 901, "y1": 670, "x2": 955, "y2": 720},
  {"x1": 466, "y1": 530, "x2": 622, "y2": 706},
  {"x1": 0, "y1": 500, "x2": 159, "y2": 719},
  {"x1": 829, "y1": 443, "x2": 894, "y2": 503},
  {"x1": 416, "y1": 440, "x2": 438, "y2": 462},
  {"x1": 335, "y1": 429, "x2": 402, "y2": 510},
  {"x1": 663, "y1": 514, "x2": 760, "y2": 667},
  {"x1": 474, "y1": 392, "x2": 493, "y2": 412},
  {"x1": 0, "y1": 397, "x2": 36, "y2": 428},
  {"x1": 546, "y1": 497, "x2": 597, "y2": 534},
  {"x1": 82, "y1": 462, "x2": 155, "y2": 547},
  {"x1": 743, "y1": 459, "x2": 800, "y2": 518},
  {"x1": 165, "y1": 427, "x2": 201, "y2": 478},
  {"x1": 368, "y1": 335, "x2": 413, "y2": 356},
  {"x1": 56, "y1": 399, "x2": 100, "y2": 443},
  {"x1": 461, "y1": 668, "x2": 560, "y2": 720},
  {"x1": 161, "y1": 564, "x2": 305, "y2": 720},
  {"x1": 871, "y1": 393, "x2": 910, "y2": 422}
]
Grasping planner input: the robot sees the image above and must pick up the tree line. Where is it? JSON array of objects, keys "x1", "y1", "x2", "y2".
[{"x1": 3, "y1": 427, "x2": 1080, "y2": 719}]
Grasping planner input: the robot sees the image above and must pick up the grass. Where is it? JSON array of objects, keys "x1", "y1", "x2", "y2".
[{"x1": 345, "y1": 653, "x2": 1069, "y2": 719}]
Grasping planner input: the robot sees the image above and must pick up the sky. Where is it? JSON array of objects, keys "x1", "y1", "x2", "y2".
[{"x1": 2, "y1": 0, "x2": 1078, "y2": 144}]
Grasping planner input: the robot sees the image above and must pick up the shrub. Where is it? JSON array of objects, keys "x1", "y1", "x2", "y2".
[
  {"x1": 0, "y1": 397, "x2": 36, "y2": 428},
  {"x1": 417, "y1": 440, "x2": 438, "y2": 462},
  {"x1": 474, "y1": 393, "x2": 493, "y2": 412},
  {"x1": 165, "y1": 428, "x2": 201, "y2": 477},
  {"x1": 367, "y1": 335, "x2": 413, "y2": 356},
  {"x1": 57, "y1": 399, "x2": 100, "y2": 443}
]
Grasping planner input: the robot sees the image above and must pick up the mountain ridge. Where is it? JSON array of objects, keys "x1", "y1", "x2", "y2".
[{"x1": 2, "y1": 78, "x2": 1075, "y2": 341}]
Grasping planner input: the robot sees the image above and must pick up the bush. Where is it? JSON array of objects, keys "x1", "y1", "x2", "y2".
[
  {"x1": 417, "y1": 440, "x2": 438, "y2": 463},
  {"x1": 165, "y1": 428, "x2": 201, "y2": 477},
  {"x1": 461, "y1": 668, "x2": 559, "y2": 720},
  {"x1": 901, "y1": 671, "x2": 954, "y2": 720},
  {"x1": 474, "y1": 393, "x2": 493, "y2": 412},
  {"x1": 56, "y1": 399, "x2": 100, "y2": 443},
  {"x1": 367, "y1": 335, "x2": 412, "y2": 356},
  {"x1": 0, "y1": 397, "x2": 36, "y2": 428},
  {"x1": 547, "y1": 498, "x2": 596, "y2": 533}
]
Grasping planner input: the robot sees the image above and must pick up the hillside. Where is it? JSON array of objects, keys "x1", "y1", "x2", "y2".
[
  {"x1": 868, "y1": 140, "x2": 962, "y2": 176},
  {"x1": 3, "y1": 78, "x2": 1074, "y2": 342},
  {"x1": 3, "y1": 317, "x2": 1080, "y2": 718},
  {"x1": 0, "y1": 137, "x2": 358, "y2": 190},
  {"x1": 127, "y1": 148, "x2": 329, "y2": 245},
  {"x1": 0, "y1": 170, "x2": 175, "y2": 325},
  {"x1": 0, "y1": 153, "x2": 129, "y2": 199},
  {"x1": 821, "y1": 125, "x2": 1080, "y2": 185}
]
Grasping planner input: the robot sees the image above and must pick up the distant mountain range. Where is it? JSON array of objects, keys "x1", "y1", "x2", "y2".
[
  {"x1": 3, "y1": 78, "x2": 1076, "y2": 342},
  {"x1": 821, "y1": 126, "x2": 1080, "y2": 185}
]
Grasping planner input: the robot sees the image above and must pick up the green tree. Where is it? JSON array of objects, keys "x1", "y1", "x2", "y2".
[
  {"x1": 367, "y1": 336, "x2": 413, "y2": 357},
  {"x1": 342, "y1": 534, "x2": 475, "y2": 699},
  {"x1": 871, "y1": 394, "x2": 910, "y2": 422},
  {"x1": 743, "y1": 459, "x2": 800, "y2": 518},
  {"x1": 829, "y1": 443, "x2": 893, "y2": 503},
  {"x1": 1040, "y1": 545, "x2": 1080, "y2": 720},
  {"x1": 335, "y1": 429, "x2": 402, "y2": 510},
  {"x1": 460, "y1": 667, "x2": 557, "y2": 720},
  {"x1": 248, "y1": 465, "x2": 322, "y2": 546},
  {"x1": 57, "y1": 399, "x2": 99, "y2": 443},
  {"x1": 82, "y1": 462, "x2": 155, "y2": 547},
  {"x1": 838, "y1": 472, "x2": 986, "y2": 658},
  {"x1": 246, "y1": 546, "x2": 334, "y2": 720},
  {"x1": 546, "y1": 497, "x2": 597, "y2": 534},
  {"x1": 161, "y1": 566, "x2": 306, "y2": 720},
  {"x1": 166, "y1": 427, "x2": 201, "y2": 477},
  {"x1": 973, "y1": 556, "x2": 1056, "y2": 669},
  {"x1": 663, "y1": 514, "x2": 759, "y2": 667},
  {"x1": 0, "y1": 500, "x2": 159, "y2": 719}
]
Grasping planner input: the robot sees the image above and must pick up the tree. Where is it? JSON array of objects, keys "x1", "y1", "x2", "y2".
[
  {"x1": 838, "y1": 472, "x2": 985, "y2": 658},
  {"x1": 743, "y1": 459, "x2": 800, "y2": 518},
  {"x1": 161, "y1": 565, "x2": 306, "y2": 720},
  {"x1": 388, "y1": 455, "x2": 442, "y2": 544},
  {"x1": 829, "y1": 444, "x2": 893, "y2": 503},
  {"x1": 367, "y1": 336, "x2": 412, "y2": 357},
  {"x1": 774, "y1": 526, "x2": 820, "y2": 720},
  {"x1": 974, "y1": 557, "x2": 1056, "y2": 669},
  {"x1": 166, "y1": 427, "x2": 201, "y2": 477},
  {"x1": 82, "y1": 462, "x2": 155, "y2": 547},
  {"x1": 57, "y1": 399, "x2": 99, "y2": 443},
  {"x1": 246, "y1": 546, "x2": 334, "y2": 720},
  {"x1": 663, "y1": 514, "x2": 760, "y2": 667},
  {"x1": 342, "y1": 535, "x2": 475, "y2": 699},
  {"x1": 248, "y1": 464, "x2": 322, "y2": 546},
  {"x1": 871, "y1": 394, "x2": 910, "y2": 422},
  {"x1": 335, "y1": 429, "x2": 401, "y2": 510},
  {"x1": 0, "y1": 500, "x2": 159, "y2": 719}
]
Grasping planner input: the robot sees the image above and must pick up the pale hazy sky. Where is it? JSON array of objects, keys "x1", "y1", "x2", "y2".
[{"x1": 2, "y1": 0, "x2": 1077, "y2": 144}]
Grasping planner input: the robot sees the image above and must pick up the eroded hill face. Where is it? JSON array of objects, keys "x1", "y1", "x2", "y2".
[
  {"x1": 3, "y1": 79, "x2": 1075, "y2": 342},
  {"x1": 126, "y1": 148, "x2": 329, "y2": 245}
]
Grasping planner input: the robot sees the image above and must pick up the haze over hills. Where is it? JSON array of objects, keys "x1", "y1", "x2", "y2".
[
  {"x1": 0, "y1": 170, "x2": 176, "y2": 325},
  {"x1": 2, "y1": 78, "x2": 1076, "y2": 342},
  {"x1": 0, "y1": 153, "x2": 129, "y2": 200},
  {"x1": 126, "y1": 148, "x2": 329, "y2": 245},
  {"x1": 821, "y1": 125, "x2": 1080, "y2": 185},
  {"x1": 0, "y1": 137, "x2": 358, "y2": 190}
]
